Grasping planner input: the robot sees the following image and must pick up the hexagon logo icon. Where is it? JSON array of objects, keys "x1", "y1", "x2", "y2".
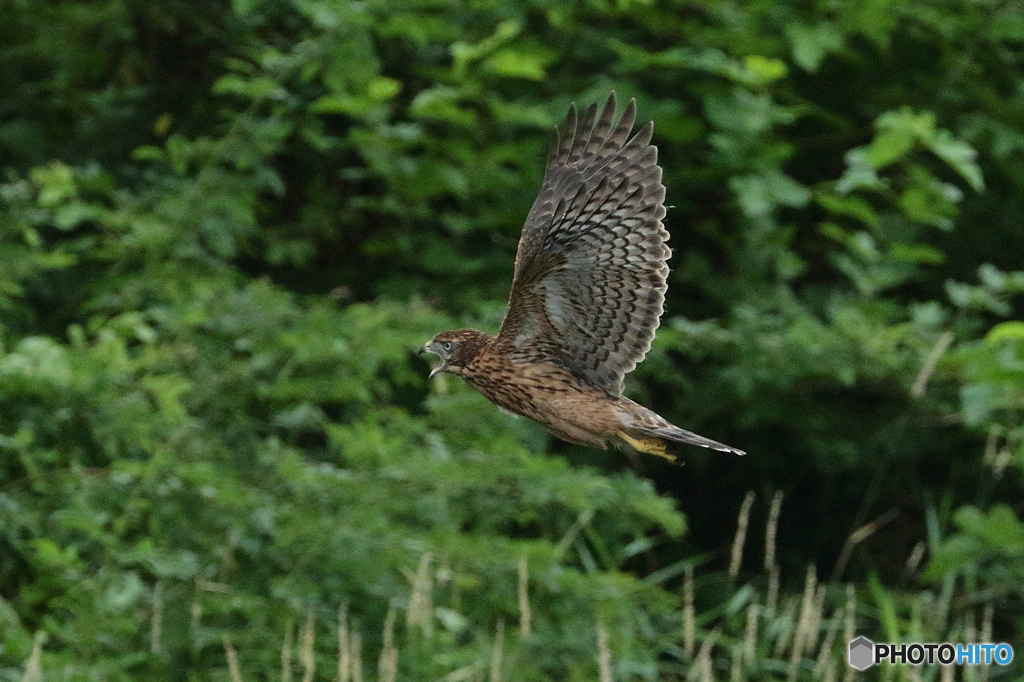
[{"x1": 848, "y1": 636, "x2": 875, "y2": 670}]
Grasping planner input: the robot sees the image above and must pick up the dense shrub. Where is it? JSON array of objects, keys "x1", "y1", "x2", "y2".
[{"x1": 1, "y1": 0, "x2": 1021, "y2": 678}]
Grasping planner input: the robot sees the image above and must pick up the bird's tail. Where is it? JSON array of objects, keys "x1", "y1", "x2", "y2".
[
  {"x1": 638, "y1": 423, "x2": 746, "y2": 456},
  {"x1": 621, "y1": 401, "x2": 745, "y2": 456}
]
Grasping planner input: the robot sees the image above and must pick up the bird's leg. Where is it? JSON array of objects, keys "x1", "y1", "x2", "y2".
[{"x1": 618, "y1": 432, "x2": 676, "y2": 462}]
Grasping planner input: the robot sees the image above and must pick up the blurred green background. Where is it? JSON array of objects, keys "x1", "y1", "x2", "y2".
[{"x1": 1, "y1": 0, "x2": 1022, "y2": 679}]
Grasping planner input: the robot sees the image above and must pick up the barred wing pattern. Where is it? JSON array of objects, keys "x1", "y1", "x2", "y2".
[{"x1": 497, "y1": 94, "x2": 670, "y2": 396}]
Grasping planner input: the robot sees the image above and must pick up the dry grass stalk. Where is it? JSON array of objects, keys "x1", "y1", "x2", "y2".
[
  {"x1": 518, "y1": 555, "x2": 532, "y2": 637},
  {"x1": 764, "y1": 491, "x2": 784, "y2": 572},
  {"x1": 191, "y1": 601, "x2": 203, "y2": 630},
  {"x1": 554, "y1": 509, "x2": 594, "y2": 559},
  {"x1": 20, "y1": 634, "x2": 43, "y2": 682},
  {"x1": 197, "y1": 578, "x2": 232, "y2": 593},
  {"x1": 441, "y1": 663, "x2": 486, "y2": 682},
  {"x1": 489, "y1": 619, "x2": 505, "y2": 682},
  {"x1": 787, "y1": 566, "x2": 818, "y2": 680},
  {"x1": 983, "y1": 423, "x2": 1000, "y2": 466},
  {"x1": 223, "y1": 636, "x2": 243, "y2": 682},
  {"x1": 338, "y1": 603, "x2": 350, "y2": 682},
  {"x1": 351, "y1": 630, "x2": 364, "y2": 682},
  {"x1": 743, "y1": 596, "x2": 759, "y2": 667},
  {"x1": 699, "y1": 632, "x2": 721, "y2": 659},
  {"x1": 597, "y1": 621, "x2": 613, "y2": 682},
  {"x1": 683, "y1": 564, "x2": 695, "y2": 656},
  {"x1": 805, "y1": 584, "x2": 828, "y2": 654},
  {"x1": 696, "y1": 648, "x2": 712, "y2": 682},
  {"x1": 772, "y1": 598, "x2": 798, "y2": 658},
  {"x1": 689, "y1": 630, "x2": 719, "y2": 682},
  {"x1": 992, "y1": 445, "x2": 1013, "y2": 479},
  {"x1": 301, "y1": 607, "x2": 316, "y2": 682},
  {"x1": 378, "y1": 603, "x2": 399, "y2": 682},
  {"x1": 406, "y1": 553, "x2": 434, "y2": 636},
  {"x1": 904, "y1": 542, "x2": 927, "y2": 579},
  {"x1": 812, "y1": 604, "x2": 844, "y2": 680},
  {"x1": 841, "y1": 586, "x2": 856, "y2": 682},
  {"x1": 729, "y1": 491, "x2": 756, "y2": 579},
  {"x1": 832, "y1": 509, "x2": 898, "y2": 580},
  {"x1": 765, "y1": 563, "x2": 780, "y2": 622},
  {"x1": 940, "y1": 663, "x2": 954, "y2": 682},
  {"x1": 911, "y1": 330, "x2": 954, "y2": 398},
  {"x1": 730, "y1": 644, "x2": 743, "y2": 682},
  {"x1": 151, "y1": 581, "x2": 164, "y2": 655},
  {"x1": 437, "y1": 554, "x2": 451, "y2": 583},
  {"x1": 282, "y1": 618, "x2": 295, "y2": 682}
]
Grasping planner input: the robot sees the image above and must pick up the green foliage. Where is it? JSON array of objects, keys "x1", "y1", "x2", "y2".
[
  {"x1": 2, "y1": 0, "x2": 1023, "y2": 677},
  {"x1": 954, "y1": 317, "x2": 1024, "y2": 432},
  {"x1": 925, "y1": 505, "x2": 1024, "y2": 590}
]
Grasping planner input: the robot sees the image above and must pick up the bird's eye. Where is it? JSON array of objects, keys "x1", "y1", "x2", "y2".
[{"x1": 443, "y1": 342, "x2": 452, "y2": 351}]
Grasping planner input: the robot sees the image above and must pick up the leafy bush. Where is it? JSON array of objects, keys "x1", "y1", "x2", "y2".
[{"x1": 1, "y1": 0, "x2": 1022, "y2": 678}]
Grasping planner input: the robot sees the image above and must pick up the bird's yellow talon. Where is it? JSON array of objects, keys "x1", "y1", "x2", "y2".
[{"x1": 619, "y1": 432, "x2": 676, "y2": 462}]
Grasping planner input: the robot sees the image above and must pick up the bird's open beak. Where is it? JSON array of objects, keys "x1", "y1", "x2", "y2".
[{"x1": 422, "y1": 342, "x2": 446, "y2": 378}]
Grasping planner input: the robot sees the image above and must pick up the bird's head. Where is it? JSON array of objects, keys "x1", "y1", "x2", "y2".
[{"x1": 421, "y1": 329, "x2": 492, "y2": 378}]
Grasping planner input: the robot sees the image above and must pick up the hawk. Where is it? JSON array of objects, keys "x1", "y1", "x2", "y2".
[{"x1": 423, "y1": 94, "x2": 744, "y2": 461}]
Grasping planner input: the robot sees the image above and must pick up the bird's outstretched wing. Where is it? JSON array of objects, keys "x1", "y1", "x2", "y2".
[{"x1": 496, "y1": 93, "x2": 670, "y2": 396}]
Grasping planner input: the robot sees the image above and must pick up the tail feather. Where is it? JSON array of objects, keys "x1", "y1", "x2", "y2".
[
  {"x1": 619, "y1": 399, "x2": 746, "y2": 457},
  {"x1": 655, "y1": 424, "x2": 746, "y2": 456}
]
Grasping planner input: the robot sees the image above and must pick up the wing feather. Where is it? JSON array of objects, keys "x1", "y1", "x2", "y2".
[{"x1": 497, "y1": 94, "x2": 670, "y2": 395}]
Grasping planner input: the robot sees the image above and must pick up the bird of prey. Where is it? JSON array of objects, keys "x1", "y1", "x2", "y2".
[{"x1": 423, "y1": 94, "x2": 744, "y2": 461}]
